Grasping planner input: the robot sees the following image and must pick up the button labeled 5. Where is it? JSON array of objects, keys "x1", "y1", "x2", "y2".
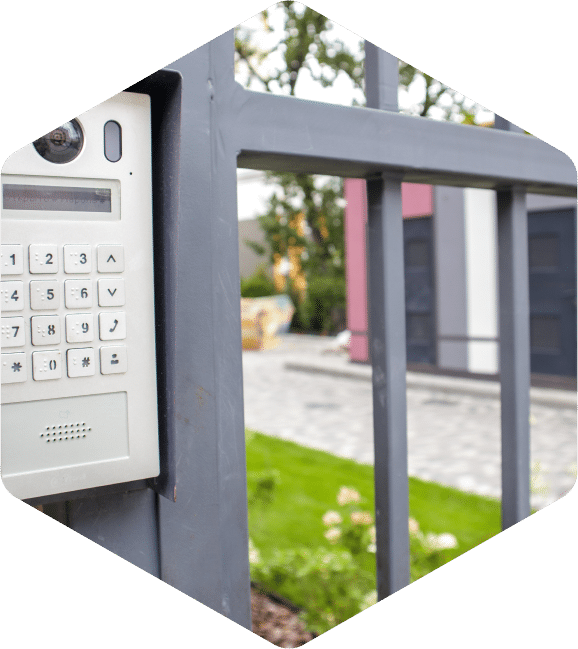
[{"x1": 30, "y1": 280, "x2": 60, "y2": 310}]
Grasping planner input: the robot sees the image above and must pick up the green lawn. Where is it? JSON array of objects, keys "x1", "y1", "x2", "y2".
[{"x1": 246, "y1": 429, "x2": 502, "y2": 605}]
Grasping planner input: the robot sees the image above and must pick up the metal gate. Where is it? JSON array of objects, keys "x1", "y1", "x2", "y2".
[{"x1": 22, "y1": 32, "x2": 577, "y2": 628}]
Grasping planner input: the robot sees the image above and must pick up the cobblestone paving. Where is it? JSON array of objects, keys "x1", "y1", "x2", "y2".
[{"x1": 242, "y1": 335, "x2": 577, "y2": 510}]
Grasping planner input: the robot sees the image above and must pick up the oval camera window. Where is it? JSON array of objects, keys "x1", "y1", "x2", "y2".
[{"x1": 104, "y1": 121, "x2": 122, "y2": 162}]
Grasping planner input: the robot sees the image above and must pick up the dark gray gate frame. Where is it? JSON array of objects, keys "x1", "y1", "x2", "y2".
[{"x1": 28, "y1": 31, "x2": 576, "y2": 629}]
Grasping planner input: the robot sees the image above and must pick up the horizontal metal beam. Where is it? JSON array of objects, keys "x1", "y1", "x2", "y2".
[{"x1": 232, "y1": 86, "x2": 576, "y2": 197}]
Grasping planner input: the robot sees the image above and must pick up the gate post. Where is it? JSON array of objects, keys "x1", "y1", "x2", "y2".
[{"x1": 365, "y1": 43, "x2": 411, "y2": 598}]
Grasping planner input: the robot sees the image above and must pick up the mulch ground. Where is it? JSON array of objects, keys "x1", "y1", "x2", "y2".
[{"x1": 251, "y1": 586, "x2": 315, "y2": 647}]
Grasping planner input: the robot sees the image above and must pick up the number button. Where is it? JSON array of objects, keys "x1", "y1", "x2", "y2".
[
  {"x1": 30, "y1": 280, "x2": 60, "y2": 310},
  {"x1": 1, "y1": 316, "x2": 25, "y2": 348},
  {"x1": 97, "y1": 245, "x2": 124, "y2": 273},
  {"x1": 66, "y1": 313, "x2": 94, "y2": 343},
  {"x1": 29, "y1": 244, "x2": 58, "y2": 274},
  {"x1": 99, "y1": 312, "x2": 126, "y2": 340},
  {"x1": 2, "y1": 352, "x2": 27, "y2": 384},
  {"x1": 64, "y1": 244, "x2": 92, "y2": 273},
  {"x1": 1, "y1": 281, "x2": 24, "y2": 312},
  {"x1": 31, "y1": 315, "x2": 61, "y2": 346},
  {"x1": 32, "y1": 350, "x2": 62, "y2": 381},
  {"x1": 67, "y1": 348, "x2": 96, "y2": 378},
  {"x1": 1, "y1": 245, "x2": 24, "y2": 275},
  {"x1": 98, "y1": 278, "x2": 125, "y2": 307},
  {"x1": 65, "y1": 279, "x2": 93, "y2": 309},
  {"x1": 100, "y1": 345, "x2": 127, "y2": 374}
]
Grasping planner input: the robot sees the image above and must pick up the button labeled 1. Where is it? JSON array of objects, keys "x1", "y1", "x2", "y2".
[{"x1": 1, "y1": 245, "x2": 24, "y2": 275}]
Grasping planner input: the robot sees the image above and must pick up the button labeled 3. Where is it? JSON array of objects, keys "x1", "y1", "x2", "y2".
[{"x1": 64, "y1": 244, "x2": 92, "y2": 273}]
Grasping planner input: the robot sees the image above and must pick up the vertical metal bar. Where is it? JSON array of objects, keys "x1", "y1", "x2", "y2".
[
  {"x1": 156, "y1": 32, "x2": 251, "y2": 628},
  {"x1": 365, "y1": 42, "x2": 410, "y2": 598},
  {"x1": 496, "y1": 184, "x2": 531, "y2": 528}
]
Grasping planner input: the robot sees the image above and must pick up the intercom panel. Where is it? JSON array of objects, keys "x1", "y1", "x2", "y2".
[{"x1": 1, "y1": 92, "x2": 159, "y2": 499}]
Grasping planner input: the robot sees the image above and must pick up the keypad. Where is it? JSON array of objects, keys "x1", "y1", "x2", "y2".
[{"x1": 1, "y1": 244, "x2": 127, "y2": 383}]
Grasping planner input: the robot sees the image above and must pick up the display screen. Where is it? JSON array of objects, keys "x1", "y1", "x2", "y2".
[{"x1": 3, "y1": 184, "x2": 112, "y2": 213}]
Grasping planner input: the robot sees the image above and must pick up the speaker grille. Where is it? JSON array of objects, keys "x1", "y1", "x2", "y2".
[{"x1": 40, "y1": 423, "x2": 91, "y2": 443}]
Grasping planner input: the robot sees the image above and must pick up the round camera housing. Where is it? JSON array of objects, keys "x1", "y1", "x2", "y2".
[{"x1": 33, "y1": 119, "x2": 84, "y2": 164}]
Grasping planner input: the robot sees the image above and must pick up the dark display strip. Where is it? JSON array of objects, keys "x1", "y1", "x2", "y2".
[{"x1": 3, "y1": 184, "x2": 112, "y2": 213}]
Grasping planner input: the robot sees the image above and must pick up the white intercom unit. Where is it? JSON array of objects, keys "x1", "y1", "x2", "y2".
[{"x1": 1, "y1": 92, "x2": 159, "y2": 500}]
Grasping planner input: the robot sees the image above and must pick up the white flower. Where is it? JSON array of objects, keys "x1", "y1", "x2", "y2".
[
  {"x1": 351, "y1": 510, "x2": 373, "y2": 525},
  {"x1": 324, "y1": 527, "x2": 342, "y2": 544},
  {"x1": 337, "y1": 486, "x2": 361, "y2": 506},
  {"x1": 360, "y1": 590, "x2": 377, "y2": 611},
  {"x1": 408, "y1": 518, "x2": 420, "y2": 535},
  {"x1": 425, "y1": 532, "x2": 458, "y2": 551},
  {"x1": 322, "y1": 510, "x2": 343, "y2": 526},
  {"x1": 366, "y1": 543, "x2": 376, "y2": 553},
  {"x1": 248, "y1": 538, "x2": 260, "y2": 564}
]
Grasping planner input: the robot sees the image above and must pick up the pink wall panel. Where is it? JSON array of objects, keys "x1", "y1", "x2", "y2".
[{"x1": 344, "y1": 179, "x2": 433, "y2": 362}]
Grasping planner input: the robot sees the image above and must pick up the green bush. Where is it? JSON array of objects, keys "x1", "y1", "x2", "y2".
[
  {"x1": 251, "y1": 546, "x2": 373, "y2": 635},
  {"x1": 240, "y1": 266, "x2": 277, "y2": 298},
  {"x1": 297, "y1": 274, "x2": 346, "y2": 335}
]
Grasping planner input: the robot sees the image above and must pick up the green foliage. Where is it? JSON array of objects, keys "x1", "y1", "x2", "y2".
[
  {"x1": 251, "y1": 546, "x2": 372, "y2": 635},
  {"x1": 240, "y1": 266, "x2": 278, "y2": 298},
  {"x1": 246, "y1": 430, "x2": 502, "y2": 634},
  {"x1": 236, "y1": 3, "x2": 484, "y2": 335}
]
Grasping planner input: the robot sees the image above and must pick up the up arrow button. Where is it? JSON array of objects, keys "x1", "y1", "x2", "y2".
[{"x1": 97, "y1": 245, "x2": 124, "y2": 273}]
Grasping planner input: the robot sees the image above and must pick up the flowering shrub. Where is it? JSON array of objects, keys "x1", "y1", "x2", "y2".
[{"x1": 250, "y1": 484, "x2": 461, "y2": 634}]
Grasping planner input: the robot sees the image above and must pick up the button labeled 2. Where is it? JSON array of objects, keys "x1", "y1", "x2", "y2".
[{"x1": 29, "y1": 244, "x2": 58, "y2": 274}]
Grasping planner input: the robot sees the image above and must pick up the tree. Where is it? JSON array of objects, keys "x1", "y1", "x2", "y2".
[{"x1": 235, "y1": 2, "x2": 483, "y2": 333}]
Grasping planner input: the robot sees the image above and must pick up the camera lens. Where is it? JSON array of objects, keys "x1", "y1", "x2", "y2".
[{"x1": 33, "y1": 119, "x2": 84, "y2": 164}]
